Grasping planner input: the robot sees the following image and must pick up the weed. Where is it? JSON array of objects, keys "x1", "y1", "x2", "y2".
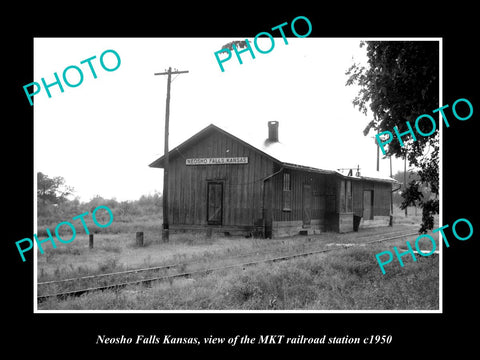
[
  {"x1": 98, "y1": 257, "x2": 121, "y2": 273},
  {"x1": 37, "y1": 224, "x2": 439, "y2": 311},
  {"x1": 143, "y1": 255, "x2": 152, "y2": 267},
  {"x1": 102, "y1": 245, "x2": 121, "y2": 253}
]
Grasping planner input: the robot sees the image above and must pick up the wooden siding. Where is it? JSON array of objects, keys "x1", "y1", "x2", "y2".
[
  {"x1": 339, "y1": 213, "x2": 354, "y2": 232},
  {"x1": 270, "y1": 170, "x2": 336, "y2": 223},
  {"x1": 167, "y1": 130, "x2": 274, "y2": 228},
  {"x1": 352, "y1": 180, "x2": 392, "y2": 218},
  {"x1": 157, "y1": 125, "x2": 393, "y2": 236},
  {"x1": 352, "y1": 181, "x2": 364, "y2": 217},
  {"x1": 373, "y1": 182, "x2": 392, "y2": 216}
]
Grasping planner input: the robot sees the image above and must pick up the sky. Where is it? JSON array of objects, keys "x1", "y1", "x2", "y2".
[{"x1": 34, "y1": 37, "x2": 408, "y2": 202}]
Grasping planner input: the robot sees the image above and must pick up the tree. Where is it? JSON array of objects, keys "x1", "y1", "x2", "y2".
[
  {"x1": 220, "y1": 40, "x2": 249, "y2": 51},
  {"x1": 345, "y1": 41, "x2": 439, "y2": 233},
  {"x1": 84, "y1": 195, "x2": 118, "y2": 213},
  {"x1": 37, "y1": 172, "x2": 74, "y2": 205},
  {"x1": 137, "y1": 191, "x2": 162, "y2": 216},
  {"x1": 392, "y1": 170, "x2": 433, "y2": 208}
]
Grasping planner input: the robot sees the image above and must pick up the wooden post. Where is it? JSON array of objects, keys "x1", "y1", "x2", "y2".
[
  {"x1": 136, "y1": 231, "x2": 144, "y2": 247},
  {"x1": 404, "y1": 151, "x2": 408, "y2": 217},
  {"x1": 89, "y1": 234, "x2": 94, "y2": 249},
  {"x1": 162, "y1": 68, "x2": 171, "y2": 242},
  {"x1": 376, "y1": 128, "x2": 380, "y2": 172},
  {"x1": 154, "y1": 67, "x2": 188, "y2": 243},
  {"x1": 390, "y1": 155, "x2": 393, "y2": 226}
]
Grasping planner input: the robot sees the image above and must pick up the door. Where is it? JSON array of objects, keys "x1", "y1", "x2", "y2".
[
  {"x1": 207, "y1": 182, "x2": 223, "y2": 225},
  {"x1": 303, "y1": 184, "x2": 312, "y2": 226},
  {"x1": 363, "y1": 190, "x2": 373, "y2": 220}
]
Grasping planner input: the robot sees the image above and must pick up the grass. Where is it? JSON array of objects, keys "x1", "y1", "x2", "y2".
[
  {"x1": 37, "y1": 213, "x2": 163, "y2": 237},
  {"x1": 38, "y1": 246, "x2": 439, "y2": 311},
  {"x1": 37, "y1": 223, "x2": 440, "y2": 311},
  {"x1": 36, "y1": 223, "x2": 339, "y2": 281},
  {"x1": 392, "y1": 205, "x2": 430, "y2": 227}
]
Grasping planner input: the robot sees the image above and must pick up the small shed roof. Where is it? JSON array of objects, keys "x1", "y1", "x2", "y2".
[{"x1": 149, "y1": 123, "x2": 398, "y2": 183}]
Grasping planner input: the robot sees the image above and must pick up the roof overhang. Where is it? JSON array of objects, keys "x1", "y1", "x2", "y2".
[{"x1": 149, "y1": 123, "x2": 399, "y2": 184}]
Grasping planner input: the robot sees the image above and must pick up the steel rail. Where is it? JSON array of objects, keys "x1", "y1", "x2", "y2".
[
  {"x1": 37, "y1": 231, "x2": 420, "y2": 303},
  {"x1": 38, "y1": 227, "x2": 416, "y2": 286}
]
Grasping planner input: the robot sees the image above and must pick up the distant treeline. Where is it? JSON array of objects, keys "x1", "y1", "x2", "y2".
[
  {"x1": 37, "y1": 172, "x2": 162, "y2": 225},
  {"x1": 37, "y1": 170, "x2": 429, "y2": 226}
]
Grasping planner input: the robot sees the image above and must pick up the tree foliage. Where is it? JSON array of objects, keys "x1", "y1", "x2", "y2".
[
  {"x1": 392, "y1": 170, "x2": 430, "y2": 208},
  {"x1": 37, "y1": 172, "x2": 74, "y2": 205},
  {"x1": 220, "y1": 40, "x2": 249, "y2": 51},
  {"x1": 37, "y1": 172, "x2": 163, "y2": 225},
  {"x1": 346, "y1": 41, "x2": 439, "y2": 233}
]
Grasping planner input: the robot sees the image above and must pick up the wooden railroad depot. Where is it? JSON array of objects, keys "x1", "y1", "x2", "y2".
[{"x1": 150, "y1": 121, "x2": 397, "y2": 238}]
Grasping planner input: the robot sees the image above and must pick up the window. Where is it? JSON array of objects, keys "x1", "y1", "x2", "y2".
[
  {"x1": 283, "y1": 172, "x2": 291, "y2": 191},
  {"x1": 346, "y1": 180, "x2": 352, "y2": 213},
  {"x1": 340, "y1": 180, "x2": 352, "y2": 213},
  {"x1": 340, "y1": 180, "x2": 346, "y2": 212},
  {"x1": 283, "y1": 172, "x2": 291, "y2": 211}
]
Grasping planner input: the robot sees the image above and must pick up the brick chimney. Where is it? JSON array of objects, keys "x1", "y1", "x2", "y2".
[{"x1": 267, "y1": 121, "x2": 279, "y2": 142}]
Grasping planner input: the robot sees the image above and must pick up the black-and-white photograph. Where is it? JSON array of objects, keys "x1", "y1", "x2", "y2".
[{"x1": 31, "y1": 37, "x2": 442, "y2": 312}]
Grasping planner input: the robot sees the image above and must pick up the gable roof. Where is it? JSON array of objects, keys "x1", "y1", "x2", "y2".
[
  {"x1": 149, "y1": 123, "x2": 397, "y2": 183},
  {"x1": 149, "y1": 123, "x2": 280, "y2": 168}
]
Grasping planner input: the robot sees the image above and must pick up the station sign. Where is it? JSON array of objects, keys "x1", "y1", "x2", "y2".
[{"x1": 185, "y1": 157, "x2": 248, "y2": 165}]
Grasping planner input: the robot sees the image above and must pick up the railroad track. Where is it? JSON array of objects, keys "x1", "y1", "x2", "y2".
[
  {"x1": 37, "y1": 229, "x2": 420, "y2": 303},
  {"x1": 37, "y1": 227, "x2": 413, "y2": 286}
]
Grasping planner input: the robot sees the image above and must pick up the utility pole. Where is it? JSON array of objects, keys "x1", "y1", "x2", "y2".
[
  {"x1": 154, "y1": 67, "x2": 189, "y2": 242},
  {"x1": 376, "y1": 127, "x2": 380, "y2": 172},
  {"x1": 390, "y1": 154, "x2": 393, "y2": 216},
  {"x1": 404, "y1": 147, "x2": 408, "y2": 217},
  {"x1": 371, "y1": 128, "x2": 380, "y2": 172}
]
